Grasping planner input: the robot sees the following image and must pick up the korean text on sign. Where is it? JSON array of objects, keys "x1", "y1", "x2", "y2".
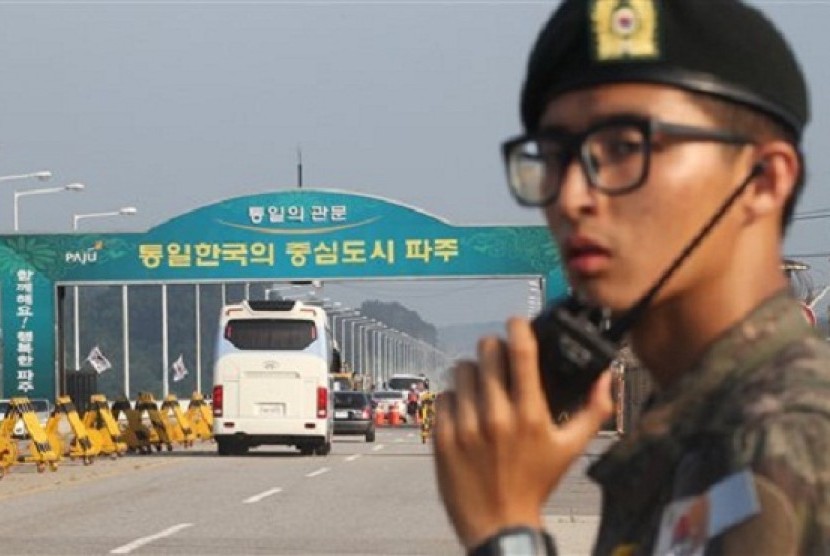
[
  {"x1": 15, "y1": 269, "x2": 35, "y2": 393},
  {"x1": 139, "y1": 242, "x2": 276, "y2": 269}
]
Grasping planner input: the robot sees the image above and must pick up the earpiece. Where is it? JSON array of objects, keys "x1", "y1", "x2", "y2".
[{"x1": 751, "y1": 161, "x2": 767, "y2": 177}]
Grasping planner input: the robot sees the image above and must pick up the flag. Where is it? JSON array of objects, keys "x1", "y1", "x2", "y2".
[
  {"x1": 86, "y1": 346, "x2": 112, "y2": 374},
  {"x1": 171, "y1": 354, "x2": 188, "y2": 382}
]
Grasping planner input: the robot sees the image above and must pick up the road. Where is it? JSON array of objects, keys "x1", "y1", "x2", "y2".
[{"x1": 0, "y1": 428, "x2": 612, "y2": 555}]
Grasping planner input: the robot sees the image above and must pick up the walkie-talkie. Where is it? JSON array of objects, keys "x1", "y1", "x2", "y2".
[{"x1": 531, "y1": 297, "x2": 620, "y2": 416}]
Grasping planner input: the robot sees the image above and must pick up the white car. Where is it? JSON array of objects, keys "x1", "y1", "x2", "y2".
[
  {"x1": 371, "y1": 391, "x2": 409, "y2": 423},
  {"x1": 0, "y1": 398, "x2": 52, "y2": 438}
]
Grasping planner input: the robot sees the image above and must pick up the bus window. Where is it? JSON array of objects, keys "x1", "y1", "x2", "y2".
[{"x1": 224, "y1": 319, "x2": 316, "y2": 350}]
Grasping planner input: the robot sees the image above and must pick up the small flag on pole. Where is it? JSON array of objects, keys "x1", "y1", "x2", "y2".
[
  {"x1": 86, "y1": 346, "x2": 112, "y2": 374},
  {"x1": 171, "y1": 354, "x2": 188, "y2": 382}
]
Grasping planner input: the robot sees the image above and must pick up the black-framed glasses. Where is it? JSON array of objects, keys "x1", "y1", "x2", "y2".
[{"x1": 501, "y1": 116, "x2": 753, "y2": 207}]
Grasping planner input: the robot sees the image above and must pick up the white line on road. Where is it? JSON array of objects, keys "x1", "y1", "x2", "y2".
[
  {"x1": 372, "y1": 444, "x2": 385, "y2": 451},
  {"x1": 306, "y1": 467, "x2": 330, "y2": 477},
  {"x1": 394, "y1": 438, "x2": 404, "y2": 443},
  {"x1": 345, "y1": 454, "x2": 361, "y2": 462},
  {"x1": 243, "y1": 487, "x2": 283, "y2": 504},
  {"x1": 110, "y1": 523, "x2": 194, "y2": 554}
]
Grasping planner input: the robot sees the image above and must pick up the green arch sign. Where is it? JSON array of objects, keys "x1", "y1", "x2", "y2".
[{"x1": 0, "y1": 189, "x2": 565, "y2": 399}]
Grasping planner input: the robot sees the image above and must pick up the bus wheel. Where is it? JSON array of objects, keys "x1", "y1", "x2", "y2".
[{"x1": 216, "y1": 439, "x2": 233, "y2": 456}]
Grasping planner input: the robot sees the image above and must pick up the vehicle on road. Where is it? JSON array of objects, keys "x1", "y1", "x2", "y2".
[
  {"x1": 371, "y1": 390, "x2": 409, "y2": 423},
  {"x1": 333, "y1": 391, "x2": 375, "y2": 442},
  {"x1": 212, "y1": 300, "x2": 336, "y2": 456},
  {"x1": 386, "y1": 373, "x2": 430, "y2": 393}
]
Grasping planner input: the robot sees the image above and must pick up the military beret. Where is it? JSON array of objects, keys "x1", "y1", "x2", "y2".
[{"x1": 520, "y1": 0, "x2": 809, "y2": 140}]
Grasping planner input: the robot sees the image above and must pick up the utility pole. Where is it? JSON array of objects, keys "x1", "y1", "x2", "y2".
[{"x1": 296, "y1": 146, "x2": 303, "y2": 189}]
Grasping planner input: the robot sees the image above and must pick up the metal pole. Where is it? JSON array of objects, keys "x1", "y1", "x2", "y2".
[
  {"x1": 221, "y1": 283, "x2": 227, "y2": 306},
  {"x1": 195, "y1": 284, "x2": 202, "y2": 395},
  {"x1": 374, "y1": 328, "x2": 383, "y2": 385},
  {"x1": 13, "y1": 191, "x2": 20, "y2": 232},
  {"x1": 350, "y1": 320, "x2": 358, "y2": 373},
  {"x1": 162, "y1": 284, "x2": 169, "y2": 398},
  {"x1": 56, "y1": 286, "x2": 66, "y2": 396},
  {"x1": 73, "y1": 285, "x2": 80, "y2": 371},
  {"x1": 361, "y1": 326, "x2": 369, "y2": 381},
  {"x1": 123, "y1": 285, "x2": 130, "y2": 398},
  {"x1": 330, "y1": 313, "x2": 339, "y2": 344}
]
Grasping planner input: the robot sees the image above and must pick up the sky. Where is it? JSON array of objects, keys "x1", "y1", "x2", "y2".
[{"x1": 1, "y1": 0, "x2": 829, "y2": 327}]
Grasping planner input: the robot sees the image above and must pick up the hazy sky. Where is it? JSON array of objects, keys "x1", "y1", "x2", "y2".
[{"x1": 1, "y1": 0, "x2": 829, "y2": 326}]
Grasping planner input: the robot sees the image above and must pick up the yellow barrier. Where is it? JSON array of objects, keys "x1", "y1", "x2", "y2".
[
  {"x1": 82, "y1": 394, "x2": 128, "y2": 459},
  {"x1": 0, "y1": 397, "x2": 59, "y2": 475},
  {"x1": 110, "y1": 394, "x2": 174, "y2": 454},
  {"x1": 185, "y1": 392, "x2": 213, "y2": 441},
  {"x1": 45, "y1": 396, "x2": 98, "y2": 465},
  {"x1": 160, "y1": 395, "x2": 195, "y2": 448},
  {"x1": 135, "y1": 392, "x2": 174, "y2": 452}
]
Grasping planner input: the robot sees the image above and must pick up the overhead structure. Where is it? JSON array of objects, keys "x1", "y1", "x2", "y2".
[{"x1": 0, "y1": 189, "x2": 565, "y2": 399}]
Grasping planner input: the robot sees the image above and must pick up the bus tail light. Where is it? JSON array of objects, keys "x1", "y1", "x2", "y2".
[
  {"x1": 213, "y1": 385, "x2": 223, "y2": 417},
  {"x1": 317, "y1": 387, "x2": 328, "y2": 418}
]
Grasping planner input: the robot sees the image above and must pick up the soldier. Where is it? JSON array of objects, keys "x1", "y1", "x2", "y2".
[{"x1": 433, "y1": 1, "x2": 830, "y2": 554}]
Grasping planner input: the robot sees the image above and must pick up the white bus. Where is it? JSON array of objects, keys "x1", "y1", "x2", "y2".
[{"x1": 211, "y1": 300, "x2": 336, "y2": 456}]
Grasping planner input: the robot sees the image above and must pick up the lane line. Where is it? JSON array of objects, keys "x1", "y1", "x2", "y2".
[
  {"x1": 306, "y1": 467, "x2": 330, "y2": 477},
  {"x1": 345, "y1": 454, "x2": 361, "y2": 462},
  {"x1": 110, "y1": 523, "x2": 193, "y2": 554},
  {"x1": 394, "y1": 438, "x2": 404, "y2": 443},
  {"x1": 243, "y1": 487, "x2": 283, "y2": 504},
  {"x1": 372, "y1": 444, "x2": 385, "y2": 452}
]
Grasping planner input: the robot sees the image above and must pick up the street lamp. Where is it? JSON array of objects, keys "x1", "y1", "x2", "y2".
[
  {"x1": 0, "y1": 170, "x2": 52, "y2": 184},
  {"x1": 14, "y1": 182, "x2": 85, "y2": 231},
  {"x1": 73, "y1": 206, "x2": 137, "y2": 231},
  {"x1": 71, "y1": 205, "x2": 138, "y2": 372}
]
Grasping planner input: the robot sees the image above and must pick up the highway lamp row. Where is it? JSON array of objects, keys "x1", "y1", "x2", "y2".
[
  {"x1": 3, "y1": 171, "x2": 140, "y2": 376},
  {"x1": 259, "y1": 285, "x2": 449, "y2": 386},
  {"x1": 3, "y1": 170, "x2": 139, "y2": 233}
]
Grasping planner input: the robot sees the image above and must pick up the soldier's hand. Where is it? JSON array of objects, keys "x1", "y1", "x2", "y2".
[{"x1": 433, "y1": 317, "x2": 613, "y2": 549}]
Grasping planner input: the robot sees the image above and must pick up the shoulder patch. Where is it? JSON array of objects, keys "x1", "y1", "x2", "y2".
[{"x1": 654, "y1": 470, "x2": 760, "y2": 555}]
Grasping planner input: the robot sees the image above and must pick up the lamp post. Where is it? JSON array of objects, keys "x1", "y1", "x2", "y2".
[
  {"x1": 371, "y1": 323, "x2": 387, "y2": 386},
  {"x1": 351, "y1": 317, "x2": 371, "y2": 374},
  {"x1": 14, "y1": 182, "x2": 85, "y2": 232},
  {"x1": 71, "y1": 206, "x2": 138, "y2": 373},
  {"x1": 338, "y1": 311, "x2": 360, "y2": 353},
  {"x1": 73, "y1": 206, "x2": 137, "y2": 231},
  {"x1": 0, "y1": 170, "x2": 52, "y2": 184},
  {"x1": 331, "y1": 308, "x2": 358, "y2": 350}
]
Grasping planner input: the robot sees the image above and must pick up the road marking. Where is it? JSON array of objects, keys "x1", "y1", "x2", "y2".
[
  {"x1": 110, "y1": 523, "x2": 193, "y2": 554},
  {"x1": 306, "y1": 467, "x2": 330, "y2": 477},
  {"x1": 345, "y1": 454, "x2": 361, "y2": 462},
  {"x1": 407, "y1": 433, "x2": 415, "y2": 437},
  {"x1": 372, "y1": 444, "x2": 385, "y2": 451},
  {"x1": 243, "y1": 487, "x2": 283, "y2": 504},
  {"x1": 394, "y1": 438, "x2": 404, "y2": 443}
]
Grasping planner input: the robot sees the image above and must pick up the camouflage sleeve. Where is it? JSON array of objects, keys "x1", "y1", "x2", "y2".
[{"x1": 727, "y1": 412, "x2": 830, "y2": 554}]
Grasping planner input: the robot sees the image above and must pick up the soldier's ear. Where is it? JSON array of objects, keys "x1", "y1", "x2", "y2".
[{"x1": 744, "y1": 142, "x2": 799, "y2": 222}]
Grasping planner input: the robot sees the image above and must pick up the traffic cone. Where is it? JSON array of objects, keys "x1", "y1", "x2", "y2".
[
  {"x1": 388, "y1": 405, "x2": 400, "y2": 426},
  {"x1": 374, "y1": 408, "x2": 386, "y2": 426}
]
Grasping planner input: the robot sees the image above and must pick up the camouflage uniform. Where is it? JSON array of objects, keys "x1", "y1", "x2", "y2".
[{"x1": 588, "y1": 291, "x2": 830, "y2": 555}]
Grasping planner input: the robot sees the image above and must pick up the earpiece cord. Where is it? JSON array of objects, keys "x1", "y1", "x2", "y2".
[{"x1": 606, "y1": 163, "x2": 764, "y2": 341}]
